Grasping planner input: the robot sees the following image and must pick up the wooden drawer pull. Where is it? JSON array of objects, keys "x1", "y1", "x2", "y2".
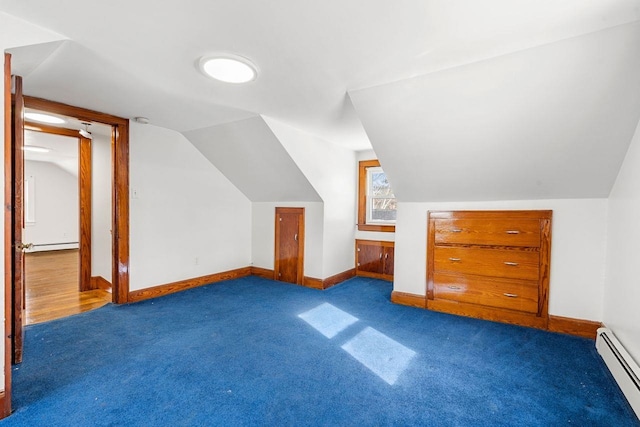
[
  {"x1": 447, "y1": 285, "x2": 462, "y2": 290},
  {"x1": 450, "y1": 229, "x2": 462, "y2": 233},
  {"x1": 503, "y1": 293, "x2": 519, "y2": 298},
  {"x1": 449, "y1": 257, "x2": 461, "y2": 262},
  {"x1": 503, "y1": 261, "x2": 519, "y2": 266},
  {"x1": 506, "y1": 230, "x2": 520, "y2": 234}
]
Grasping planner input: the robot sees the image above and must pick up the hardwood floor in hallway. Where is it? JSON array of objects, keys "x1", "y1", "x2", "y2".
[{"x1": 25, "y1": 249, "x2": 112, "y2": 325}]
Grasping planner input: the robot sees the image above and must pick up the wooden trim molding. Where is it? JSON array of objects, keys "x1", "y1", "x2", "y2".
[
  {"x1": 302, "y1": 276, "x2": 324, "y2": 290},
  {"x1": 250, "y1": 267, "x2": 274, "y2": 280},
  {"x1": 322, "y1": 268, "x2": 356, "y2": 289},
  {"x1": 391, "y1": 291, "x2": 426, "y2": 309},
  {"x1": 78, "y1": 136, "x2": 92, "y2": 291},
  {"x1": 23, "y1": 96, "x2": 130, "y2": 304},
  {"x1": 128, "y1": 267, "x2": 251, "y2": 303},
  {"x1": 252, "y1": 267, "x2": 355, "y2": 290},
  {"x1": 357, "y1": 159, "x2": 395, "y2": 233},
  {"x1": 3, "y1": 52, "x2": 13, "y2": 419},
  {"x1": 90, "y1": 276, "x2": 112, "y2": 291},
  {"x1": 303, "y1": 269, "x2": 356, "y2": 290},
  {"x1": 548, "y1": 315, "x2": 602, "y2": 340}
]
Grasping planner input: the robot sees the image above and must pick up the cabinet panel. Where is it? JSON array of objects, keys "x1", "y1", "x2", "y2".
[
  {"x1": 434, "y1": 218, "x2": 541, "y2": 247},
  {"x1": 356, "y1": 240, "x2": 394, "y2": 280},
  {"x1": 383, "y1": 247, "x2": 394, "y2": 276},
  {"x1": 357, "y1": 242, "x2": 383, "y2": 274},
  {"x1": 433, "y1": 273, "x2": 538, "y2": 314},
  {"x1": 434, "y1": 246, "x2": 539, "y2": 281}
]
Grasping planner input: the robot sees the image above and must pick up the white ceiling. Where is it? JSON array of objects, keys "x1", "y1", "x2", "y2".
[
  {"x1": 350, "y1": 22, "x2": 640, "y2": 201},
  {"x1": 3, "y1": 1, "x2": 640, "y2": 202},
  {"x1": 4, "y1": 0, "x2": 639, "y2": 151},
  {"x1": 24, "y1": 130, "x2": 78, "y2": 176}
]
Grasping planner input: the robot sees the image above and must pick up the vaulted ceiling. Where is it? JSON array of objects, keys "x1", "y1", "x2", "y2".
[{"x1": 3, "y1": 1, "x2": 640, "y2": 202}]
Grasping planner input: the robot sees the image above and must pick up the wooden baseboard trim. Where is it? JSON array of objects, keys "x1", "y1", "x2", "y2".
[
  {"x1": 0, "y1": 390, "x2": 9, "y2": 419},
  {"x1": 90, "y1": 276, "x2": 112, "y2": 291},
  {"x1": 391, "y1": 291, "x2": 426, "y2": 309},
  {"x1": 303, "y1": 268, "x2": 356, "y2": 290},
  {"x1": 250, "y1": 267, "x2": 274, "y2": 280},
  {"x1": 251, "y1": 267, "x2": 355, "y2": 290},
  {"x1": 302, "y1": 276, "x2": 324, "y2": 289},
  {"x1": 322, "y1": 268, "x2": 356, "y2": 289},
  {"x1": 548, "y1": 315, "x2": 602, "y2": 340},
  {"x1": 128, "y1": 267, "x2": 251, "y2": 303}
]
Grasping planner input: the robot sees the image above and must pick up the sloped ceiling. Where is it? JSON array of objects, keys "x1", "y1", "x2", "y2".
[
  {"x1": 350, "y1": 22, "x2": 640, "y2": 201},
  {"x1": 3, "y1": 1, "x2": 640, "y2": 202},
  {"x1": 184, "y1": 117, "x2": 321, "y2": 202}
]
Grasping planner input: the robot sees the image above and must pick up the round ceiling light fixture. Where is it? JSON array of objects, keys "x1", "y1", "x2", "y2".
[
  {"x1": 24, "y1": 112, "x2": 65, "y2": 124},
  {"x1": 199, "y1": 54, "x2": 258, "y2": 84}
]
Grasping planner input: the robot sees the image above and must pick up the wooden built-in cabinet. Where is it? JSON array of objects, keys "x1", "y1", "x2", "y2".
[
  {"x1": 356, "y1": 240, "x2": 394, "y2": 281},
  {"x1": 427, "y1": 210, "x2": 552, "y2": 329}
]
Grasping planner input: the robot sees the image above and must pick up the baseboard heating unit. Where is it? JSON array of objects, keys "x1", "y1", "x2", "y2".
[{"x1": 596, "y1": 327, "x2": 640, "y2": 419}]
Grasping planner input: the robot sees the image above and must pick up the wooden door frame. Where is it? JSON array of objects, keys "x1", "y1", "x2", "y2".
[
  {"x1": 23, "y1": 122, "x2": 93, "y2": 291},
  {"x1": 274, "y1": 207, "x2": 305, "y2": 285},
  {"x1": 20, "y1": 96, "x2": 130, "y2": 304},
  {"x1": 2, "y1": 54, "x2": 129, "y2": 416},
  {"x1": 2, "y1": 51, "x2": 11, "y2": 418}
]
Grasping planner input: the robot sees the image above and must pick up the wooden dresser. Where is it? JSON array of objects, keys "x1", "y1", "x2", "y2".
[{"x1": 426, "y1": 210, "x2": 552, "y2": 329}]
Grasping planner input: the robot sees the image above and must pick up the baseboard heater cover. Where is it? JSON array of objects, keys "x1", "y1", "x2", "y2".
[{"x1": 596, "y1": 327, "x2": 640, "y2": 419}]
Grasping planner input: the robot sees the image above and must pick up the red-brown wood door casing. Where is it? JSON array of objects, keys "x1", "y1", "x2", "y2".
[
  {"x1": 274, "y1": 208, "x2": 304, "y2": 285},
  {"x1": 10, "y1": 74, "x2": 24, "y2": 365}
]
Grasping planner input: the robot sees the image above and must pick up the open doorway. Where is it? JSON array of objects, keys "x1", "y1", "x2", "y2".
[{"x1": 22, "y1": 118, "x2": 112, "y2": 324}]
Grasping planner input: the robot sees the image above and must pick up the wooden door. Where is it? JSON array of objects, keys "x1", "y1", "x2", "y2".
[
  {"x1": 356, "y1": 241, "x2": 383, "y2": 274},
  {"x1": 274, "y1": 207, "x2": 304, "y2": 284},
  {"x1": 10, "y1": 74, "x2": 25, "y2": 364}
]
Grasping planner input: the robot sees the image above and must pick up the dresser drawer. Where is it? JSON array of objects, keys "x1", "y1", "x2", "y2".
[
  {"x1": 434, "y1": 219, "x2": 541, "y2": 247},
  {"x1": 433, "y1": 273, "x2": 539, "y2": 314},
  {"x1": 433, "y1": 246, "x2": 539, "y2": 281}
]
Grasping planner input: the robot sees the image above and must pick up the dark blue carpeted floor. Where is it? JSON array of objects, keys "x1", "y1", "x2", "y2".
[{"x1": 1, "y1": 276, "x2": 638, "y2": 426}]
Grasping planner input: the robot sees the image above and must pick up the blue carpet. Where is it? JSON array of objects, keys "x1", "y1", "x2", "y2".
[{"x1": 1, "y1": 276, "x2": 638, "y2": 426}]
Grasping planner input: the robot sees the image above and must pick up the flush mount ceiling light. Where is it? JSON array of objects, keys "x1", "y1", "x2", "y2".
[
  {"x1": 24, "y1": 112, "x2": 65, "y2": 124},
  {"x1": 199, "y1": 54, "x2": 258, "y2": 84},
  {"x1": 23, "y1": 145, "x2": 51, "y2": 153}
]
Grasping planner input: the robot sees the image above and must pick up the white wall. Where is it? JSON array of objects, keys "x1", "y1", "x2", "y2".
[
  {"x1": 91, "y1": 133, "x2": 112, "y2": 282},
  {"x1": 604, "y1": 118, "x2": 640, "y2": 365},
  {"x1": 2, "y1": 8, "x2": 67, "y2": 397},
  {"x1": 265, "y1": 117, "x2": 356, "y2": 278},
  {"x1": 24, "y1": 160, "x2": 78, "y2": 251},
  {"x1": 251, "y1": 202, "x2": 324, "y2": 279},
  {"x1": 129, "y1": 123, "x2": 252, "y2": 291},
  {"x1": 394, "y1": 199, "x2": 608, "y2": 322}
]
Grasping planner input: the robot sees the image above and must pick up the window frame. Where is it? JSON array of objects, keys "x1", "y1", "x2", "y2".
[{"x1": 358, "y1": 159, "x2": 396, "y2": 232}]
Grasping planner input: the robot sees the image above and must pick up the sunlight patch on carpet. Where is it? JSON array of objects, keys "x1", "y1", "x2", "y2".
[
  {"x1": 298, "y1": 303, "x2": 359, "y2": 338},
  {"x1": 341, "y1": 326, "x2": 416, "y2": 385}
]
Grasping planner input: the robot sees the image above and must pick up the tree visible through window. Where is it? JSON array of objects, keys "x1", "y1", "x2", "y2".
[
  {"x1": 358, "y1": 160, "x2": 396, "y2": 232},
  {"x1": 367, "y1": 167, "x2": 396, "y2": 223}
]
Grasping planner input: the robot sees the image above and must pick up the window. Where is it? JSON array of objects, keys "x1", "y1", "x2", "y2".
[{"x1": 358, "y1": 160, "x2": 396, "y2": 232}]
